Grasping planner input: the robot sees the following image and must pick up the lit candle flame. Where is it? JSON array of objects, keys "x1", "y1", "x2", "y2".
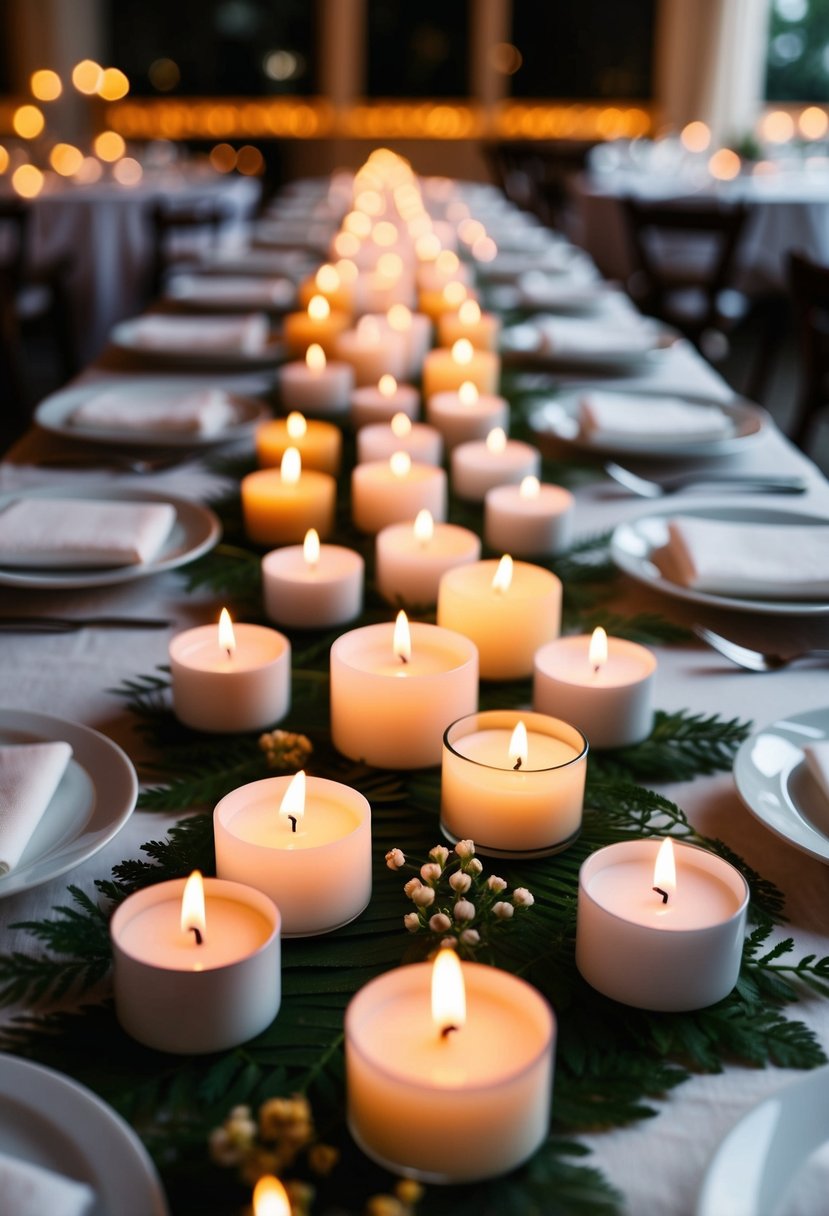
[
  {"x1": 432, "y1": 947, "x2": 466, "y2": 1039},
  {"x1": 486, "y1": 427, "x2": 507, "y2": 454},
  {"x1": 492, "y1": 554, "x2": 513, "y2": 594},
  {"x1": 589, "y1": 626, "x2": 608, "y2": 674},
  {"x1": 306, "y1": 343, "x2": 326, "y2": 372},
  {"x1": 509, "y1": 720, "x2": 528, "y2": 771},
  {"x1": 387, "y1": 303, "x2": 412, "y2": 332},
  {"x1": 303, "y1": 528, "x2": 320, "y2": 569},
  {"x1": 286, "y1": 411, "x2": 307, "y2": 440},
  {"x1": 279, "y1": 769, "x2": 305, "y2": 834},
  {"x1": 391, "y1": 412, "x2": 412, "y2": 439},
  {"x1": 315, "y1": 263, "x2": 340, "y2": 293},
  {"x1": 218, "y1": 607, "x2": 236, "y2": 658},
  {"x1": 458, "y1": 299, "x2": 481, "y2": 325},
  {"x1": 393, "y1": 609, "x2": 411, "y2": 665},
  {"x1": 443, "y1": 281, "x2": 467, "y2": 308},
  {"x1": 452, "y1": 338, "x2": 474, "y2": 366},
  {"x1": 390, "y1": 450, "x2": 411, "y2": 478},
  {"x1": 253, "y1": 1175, "x2": 291, "y2": 1216},
  {"x1": 181, "y1": 870, "x2": 206, "y2": 945},
  {"x1": 414, "y1": 509, "x2": 434, "y2": 546},
  {"x1": 520, "y1": 475, "x2": 540, "y2": 500},
  {"x1": 281, "y1": 447, "x2": 302, "y2": 485},
  {"x1": 308, "y1": 294, "x2": 330, "y2": 321},
  {"x1": 378, "y1": 373, "x2": 397, "y2": 398},
  {"x1": 458, "y1": 380, "x2": 478, "y2": 406},
  {"x1": 653, "y1": 838, "x2": 677, "y2": 904}
]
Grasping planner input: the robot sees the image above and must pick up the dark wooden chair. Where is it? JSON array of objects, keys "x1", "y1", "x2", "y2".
[
  {"x1": 146, "y1": 199, "x2": 229, "y2": 299},
  {"x1": 483, "y1": 140, "x2": 600, "y2": 231},
  {"x1": 620, "y1": 196, "x2": 750, "y2": 357},
  {"x1": 788, "y1": 249, "x2": 829, "y2": 451}
]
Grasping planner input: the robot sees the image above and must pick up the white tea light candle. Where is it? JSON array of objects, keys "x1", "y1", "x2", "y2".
[
  {"x1": 421, "y1": 338, "x2": 500, "y2": 398},
  {"x1": 375, "y1": 510, "x2": 481, "y2": 607},
  {"x1": 350, "y1": 374, "x2": 420, "y2": 429},
  {"x1": 278, "y1": 344, "x2": 354, "y2": 418},
  {"x1": 351, "y1": 452, "x2": 447, "y2": 534},
  {"x1": 262, "y1": 530, "x2": 364, "y2": 629},
  {"x1": 426, "y1": 381, "x2": 510, "y2": 452},
  {"x1": 484, "y1": 477, "x2": 575, "y2": 556},
  {"x1": 451, "y1": 428, "x2": 541, "y2": 502},
  {"x1": 356, "y1": 413, "x2": 443, "y2": 466}
]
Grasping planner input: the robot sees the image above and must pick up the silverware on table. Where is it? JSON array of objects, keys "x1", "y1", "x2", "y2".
[
  {"x1": 693, "y1": 625, "x2": 829, "y2": 672},
  {"x1": 603, "y1": 461, "x2": 808, "y2": 498},
  {"x1": 0, "y1": 616, "x2": 171, "y2": 633}
]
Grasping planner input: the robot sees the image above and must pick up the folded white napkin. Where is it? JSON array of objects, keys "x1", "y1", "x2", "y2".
[
  {"x1": 72, "y1": 387, "x2": 237, "y2": 436},
  {"x1": 0, "y1": 741, "x2": 72, "y2": 874},
  {"x1": 205, "y1": 247, "x2": 311, "y2": 277},
  {"x1": 654, "y1": 516, "x2": 829, "y2": 598},
  {"x1": 0, "y1": 1151, "x2": 95, "y2": 1216},
  {"x1": 126, "y1": 313, "x2": 269, "y2": 353},
  {"x1": 0, "y1": 498, "x2": 177, "y2": 567},
  {"x1": 166, "y1": 275, "x2": 295, "y2": 308},
  {"x1": 538, "y1": 316, "x2": 658, "y2": 358},
  {"x1": 579, "y1": 391, "x2": 732, "y2": 441},
  {"x1": 518, "y1": 271, "x2": 604, "y2": 311},
  {"x1": 804, "y1": 742, "x2": 829, "y2": 807}
]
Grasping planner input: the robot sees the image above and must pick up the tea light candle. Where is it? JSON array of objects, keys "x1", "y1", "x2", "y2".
[
  {"x1": 438, "y1": 299, "x2": 501, "y2": 352},
  {"x1": 298, "y1": 262, "x2": 355, "y2": 313},
  {"x1": 386, "y1": 304, "x2": 432, "y2": 379},
  {"x1": 376, "y1": 510, "x2": 481, "y2": 607},
  {"x1": 451, "y1": 428, "x2": 541, "y2": 502},
  {"x1": 350, "y1": 374, "x2": 420, "y2": 429},
  {"x1": 345, "y1": 950, "x2": 554, "y2": 1183},
  {"x1": 169, "y1": 609, "x2": 290, "y2": 733},
  {"x1": 437, "y1": 555, "x2": 561, "y2": 680},
  {"x1": 111, "y1": 872, "x2": 281, "y2": 1053},
  {"x1": 242, "y1": 448, "x2": 336, "y2": 545},
  {"x1": 426, "y1": 381, "x2": 510, "y2": 452},
  {"x1": 352, "y1": 451, "x2": 447, "y2": 534},
  {"x1": 441, "y1": 710, "x2": 587, "y2": 856},
  {"x1": 214, "y1": 772, "x2": 372, "y2": 937},
  {"x1": 261, "y1": 529, "x2": 364, "y2": 630},
  {"x1": 416, "y1": 250, "x2": 472, "y2": 293},
  {"x1": 278, "y1": 344, "x2": 354, "y2": 417},
  {"x1": 283, "y1": 294, "x2": 349, "y2": 358},
  {"x1": 357, "y1": 412, "x2": 443, "y2": 466},
  {"x1": 256, "y1": 411, "x2": 342, "y2": 475},
  {"x1": 576, "y1": 839, "x2": 749, "y2": 1010},
  {"x1": 484, "y1": 476, "x2": 575, "y2": 556},
  {"x1": 330, "y1": 613, "x2": 478, "y2": 769},
  {"x1": 422, "y1": 338, "x2": 500, "y2": 398},
  {"x1": 335, "y1": 315, "x2": 408, "y2": 386},
  {"x1": 418, "y1": 280, "x2": 472, "y2": 324},
  {"x1": 534, "y1": 628, "x2": 657, "y2": 749}
]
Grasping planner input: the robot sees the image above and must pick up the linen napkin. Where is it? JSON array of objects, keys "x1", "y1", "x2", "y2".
[
  {"x1": 536, "y1": 315, "x2": 659, "y2": 359},
  {"x1": 579, "y1": 391, "x2": 733, "y2": 442},
  {"x1": 0, "y1": 498, "x2": 177, "y2": 567},
  {"x1": 125, "y1": 312, "x2": 270, "y2": 354},
  {"x1": 654, "y1": 516, "x2": 829, "y2": 598},
  {"x1": 72, "y1": 386, "x2": 237, "y2": 436},
  {"x1": 166, "y1": 275, "x2": 295, "y2": 308},
  {"x1": 804, "y1": 742, "x2": 829, "y2": 807},
  {"x1": 517, "y1": 271, "x2": 605, "y2": 312},
  {"x1": 0, "y1": 1152, "x2": 95, "y2": 1216},
  {"x1": 0, "y1": 741, "x2": 72, "y2": 874}
]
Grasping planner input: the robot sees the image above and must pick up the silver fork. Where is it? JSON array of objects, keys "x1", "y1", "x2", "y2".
[
  {"x1": 603, "y1": 462, "x2": 808, "y2": 498},
  {"x1": 693, "y1": 626, "x2": 829, "y2": 672}
]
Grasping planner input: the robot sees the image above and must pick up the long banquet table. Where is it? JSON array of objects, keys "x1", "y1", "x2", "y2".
[{"x1": 2, "y1": 181, "x2": 829, "y2": 1216}]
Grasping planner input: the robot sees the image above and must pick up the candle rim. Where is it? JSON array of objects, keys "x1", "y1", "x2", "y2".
[
  {"x1": 169, "y1": 622, "x2": 290, "y2": 672},
  {"x1": 444, "y1": 709, "x2": 588, "y2": 773},
  {"x1": 534, "y1": 635, "x2": 658, "y2": 686},
  {"x1": 330, "y1": 619, "x2": 477, "y2": 677},
  {"x1": 214, "y1": 774, "x2": 371, "y2": 847}
]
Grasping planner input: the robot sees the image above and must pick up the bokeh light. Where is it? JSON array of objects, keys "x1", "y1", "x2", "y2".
[
  {"x1": 72, "y1": 59, "x2": 104, "y2": 95},
  {"x1": 31, "y1": 69, "x2": 62, "y2": 101},
  {"x1": 12, "y1": 164, "x2": 44, "y2": 198},
  {"x1": 13, "y1": 105, "x2": 45, "y2": 139}
]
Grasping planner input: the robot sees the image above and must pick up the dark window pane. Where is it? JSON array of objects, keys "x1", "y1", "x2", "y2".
[
  {"x1": 766, "y1": 0, "x2": 829, "y2": 102},
  {"x1": 105, "y1": 0, "x2": 317, "y2": 97},
  {"x1": 367, "y1": 0, "x2": 470, "y2": 97},
  {"x1": 509, "y1": 0, "x2": 656, "y2": 99},
  {"x1": 0, "y1": 0, "x2": 13, "y2": 93}
]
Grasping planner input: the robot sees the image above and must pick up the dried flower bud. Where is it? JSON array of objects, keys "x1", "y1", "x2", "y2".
[
  {"x1": 420, "y1": 862, "x2": 442, "y2": 884},
  {"x1": 404, "y1": 912, "x2": 420, "y2": 932},
  {"x1": 453, "y1": 899, "x2": 475, "y2": 922},
  {"x1": 468, "y1": 858, "x2": 483, "y2": 875},
  {"x1": 429, "y1": 845, "x2": 450, "y2": 866},
  {"x1": 513, "y1": 887, "x2": 535, "y2": 907},
  {"x1": 454, "y1": 839, "x2": 475, "y2": 859},
  {"x1": 385, "y1": 847, "x2": 406, "y2": 870},
  {"x1": 258, "y1": 729, "x2": 313, "y2": 770},
  {"x1": 487, "y1": 875, "x2": 507, "y2": 893},
  {"x1": 208, "y1": 1127, "x2": 244, "y2": 1166},
  {"x1": 429, "y1": 912, "x2": 452, "y2": 933},
  {"x1": 396, "y1": 1178, "x2": 425, "y2": 1204},
  {"x1": 493, "y1": 900, "x2": 514, "y2": 920},
  {"x1": 403, "y1": 877, "x2": 422, "y2": 899},
  {"x1": 412, "y1": 885, "x2": 435, "y2": 908},
  {"x1": 460, "y1": 928, "x2": 480, "y2": 947},
  {"x1": 441, "y1": 936, "x2": 456, "y2": 948},
  {"x1": 449, "y1": 871, "x2": 471, "y2": 894}
]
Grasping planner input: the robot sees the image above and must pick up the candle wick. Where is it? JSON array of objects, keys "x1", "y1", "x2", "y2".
[
  {"x1": 653, "y1": 886, "x2": 669, "y2": 905},
  {"x1": 399, "y1": 654, "x2": 408, "y2": 665},
  {"x1": 190, "y1": 926, "x2": 203, "y2": 945},
  {"x1": 440, "y1": 1024, "x2": 459, "y2": 1039},
  {"x1": 513, "y1": 757, "x2": 522, "y2": 771},
  {"x1": 288, "y1": 814, "x2": 298, "y2": 834},
  {"x1": 593, "y1": 663, "x2": 601, "y2": 675},
  {"x1": 226, "y1": 647, "x2": 233, "y2": 660}
]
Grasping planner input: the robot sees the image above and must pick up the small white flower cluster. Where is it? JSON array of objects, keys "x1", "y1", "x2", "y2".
[
  {"x1": 258, "y1": 729, "x2": 313, "y2": 771},
  {"x1": 386, "y1": 840, "x2": 534, "y2": 957}
]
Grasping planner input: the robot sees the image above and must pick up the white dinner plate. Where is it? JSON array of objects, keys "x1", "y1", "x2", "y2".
[
  {"x1": 733, "y1": 706, "x2": 829, "y2": 865},
  {"x1": 529, "y1": 389, "x2": 765, "y2": 458},
  {"x1": 501, "y1": 320, "x2": 675, "y2": 371},
  {"x1": 610, "y1": 504, "x2": 829, "y2": 616},
  {"x1": 35, "y1": 380, "x2": 270, "y2": 449},
  {"x1": 697, "y1": 1063, "x2": 829, "y2": 1216},
  {"x1": 110, "y1": 318, "x2": 285, "y2": 369},
  {"x1": 0, "y1": 709, "x2": 137, "y2": 898},
  {"x1": 0, "y1": 1055, "x2": 168, "y2": 1216},
  {"x1": 0, "y1": 485, "x2": 220, "y2": 590},
  {"x1": 164, "y1": 276, "x2": 296, "y2": 311}
]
